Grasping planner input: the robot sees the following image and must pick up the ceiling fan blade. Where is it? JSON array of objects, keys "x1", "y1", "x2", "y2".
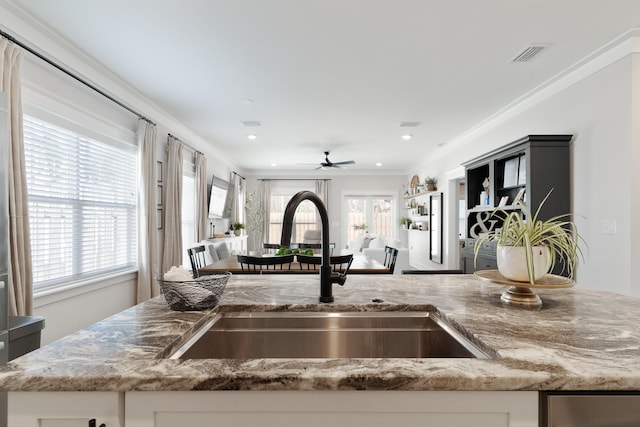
[{"x1": 309, "y1": 151, "x2": 354, "y2": 170}]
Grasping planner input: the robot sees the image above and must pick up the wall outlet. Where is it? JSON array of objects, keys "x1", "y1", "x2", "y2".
[{"x1": 602, "y1": 219, "x2": 617, "y2": 235}]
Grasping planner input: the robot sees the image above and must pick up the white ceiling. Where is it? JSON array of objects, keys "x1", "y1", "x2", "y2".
[{"x1": 8, "y1": 0, "x2": 640, "y2": 174}]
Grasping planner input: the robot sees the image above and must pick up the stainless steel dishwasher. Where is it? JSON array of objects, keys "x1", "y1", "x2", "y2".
[{"x1": 541, "y1": 392, "x2": 640, "y2": 426}]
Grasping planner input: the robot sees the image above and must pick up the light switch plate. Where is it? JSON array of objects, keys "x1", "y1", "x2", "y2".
[{"x1": 602, "y1": 219, "x2": 617, "y2": 234}]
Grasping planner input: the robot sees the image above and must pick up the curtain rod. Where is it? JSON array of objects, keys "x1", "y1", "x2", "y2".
[
  {"x1": 233, "y1": 171, "x2": 246, "y2": 180},
  {"x1": 257, "y1": 178, "x2": 331, "y2": 181},
  {"x1": 167, "y1": 133, "x2": 203, "y2": 155},
  {"x1": 0, "y1": 29, "x2": 156, "y2": 126}
]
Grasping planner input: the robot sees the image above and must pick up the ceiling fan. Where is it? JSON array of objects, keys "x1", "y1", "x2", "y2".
[{"x1": 316, "y1": 151, "x2": 356, "y2": 170}]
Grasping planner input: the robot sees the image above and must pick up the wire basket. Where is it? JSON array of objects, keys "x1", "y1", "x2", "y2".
[{"x1": 157, "y1": 272, "x2": 231, "y2": 311}]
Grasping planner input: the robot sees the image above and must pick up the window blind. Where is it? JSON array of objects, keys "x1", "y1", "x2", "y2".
[{"x1": 24, "y1": 115, "x2": 137, "y2": 288}]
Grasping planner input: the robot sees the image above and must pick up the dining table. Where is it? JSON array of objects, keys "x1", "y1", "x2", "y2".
[{"x1": 200, "y1": 253, "x2": 391, "y2": 274}]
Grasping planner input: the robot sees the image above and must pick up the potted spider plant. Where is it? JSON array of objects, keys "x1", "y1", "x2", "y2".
[{"x1": 474, "y1": 190, "x2": 585, "y2": 285}]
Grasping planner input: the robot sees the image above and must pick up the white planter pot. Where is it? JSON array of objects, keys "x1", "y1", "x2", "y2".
[{"x1": 497, "y1": 245, "x2": 551, "y2": 282}]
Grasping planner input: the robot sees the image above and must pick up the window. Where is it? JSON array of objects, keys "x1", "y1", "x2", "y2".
[
  {"x1": 181, "y1": 160, "x2": 195, "y2": 268},
  {"x1": 344, "y1": 195, "x2": 395, "y2": 244},
  {"x1": 267, "y1": 184, "x2": 316, "y2": 244},
  {"x1": 24, "y1": 115, "x2": 137, "y2": 289}
]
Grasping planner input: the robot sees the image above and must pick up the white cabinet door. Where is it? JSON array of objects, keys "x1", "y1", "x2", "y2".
[
  {"x1": 126, "y1": 390, "x2": 537, "y2": 427},
  {"x1": 9, "y1": 391, "x2": 123, "y2": 427},
  {"x1": 408, "y1": 229, "x2": 430, "y2": 268}
]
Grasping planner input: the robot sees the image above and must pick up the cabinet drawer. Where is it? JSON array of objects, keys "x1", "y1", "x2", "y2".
[
  {"x1": 480, "y1": 241, "x2": 495, "y2": 252},
  {"x1": 465, "y1": 240, "x2": 496, "y2": 256},
  {"x1": 475, "y1": 255, "x2": 497, "y2": 271}
]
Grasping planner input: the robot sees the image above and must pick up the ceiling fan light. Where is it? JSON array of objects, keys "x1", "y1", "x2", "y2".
[
  {"x1": 247, "y1": 134, "x2": 257, "y2": 140},
  {"x1": 402, "y1": 134, "x2": 412, "y2": 140}
]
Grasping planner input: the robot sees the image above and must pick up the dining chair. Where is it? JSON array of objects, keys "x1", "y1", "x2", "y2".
[
  {"x1": 187, "y1": 246, "x2": 208, "y2": 278},
  {"x1": 329, "y1": 254, "x2": 354, "y2": 273},
  {"x1": 297, "y1": 254, "x2": 353, "y2": 273},
  {"x1": 237, "y1": 254, "x2": 294, "y2": 273},
  {"x1": 383, "y1": 246, "x2": 399, "y2": 274}
]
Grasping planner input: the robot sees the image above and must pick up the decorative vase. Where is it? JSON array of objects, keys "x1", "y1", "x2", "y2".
[
  {"x1": 234, "y1": 229, "x2": 241, "y2": 236},
  {"x1": 496, "y1": 245, "x2": 550, "y2": 282},
  {"x1": 427, "y1": 184, "x2": 436, "y2": 191}
]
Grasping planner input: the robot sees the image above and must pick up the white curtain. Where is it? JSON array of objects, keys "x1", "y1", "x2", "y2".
[
  {"x1": 230, "y1": 172, "x2": 244, "y2": 225},
  {"x1": 161, "y1": 136, "x2": 184, "y2": 274},
  {"x1": 136, "y1": 120, "x2": 159, "y2": 303},
  {"x1": 1, "y1": 39, "x2": 32, "y2": 316},
  {"x1": 315, "y1": 179, "x2": 328, "y2": 231},
  {"x1": 259, "y1": 180, "x2": 271, "y2": 246},
  {"x1": 194, "y1": 152, "x2": 208, "y2": 241}
]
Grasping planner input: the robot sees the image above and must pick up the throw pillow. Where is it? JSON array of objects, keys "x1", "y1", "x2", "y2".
[
  {"x1": 215, "y1": 242, "x2": 230, "y2": 260},
  {"x1": 368, "y1": 236, "x2": 387, "y2": 249},
  {"x1": 352, "y1": 234, "x2": 365, "y2": 252},
  {"x1": 205, "y1": 243, "x2": 219, "y2": 263},
  {"x1": 362, "y1": 235, "x2": 376, "y2": 251}
]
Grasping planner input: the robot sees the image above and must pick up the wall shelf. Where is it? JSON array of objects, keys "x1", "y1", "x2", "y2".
[
  {"x1": 468, "y1": 205, "x2": 523, "y2": 213},
  {"x1": 403, "y1": 190, "x2": 437, "y2": 200}
]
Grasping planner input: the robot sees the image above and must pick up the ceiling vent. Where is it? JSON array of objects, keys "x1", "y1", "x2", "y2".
[
  {"x1": 241, "y1": 120, "x2": 261, "y2": 127},
  {"x1": 510, "y1": 44, "x2": 549, "y2": 63},
  {"x1": 398, "y1": 121, "x2": 421, "y2": 127}
]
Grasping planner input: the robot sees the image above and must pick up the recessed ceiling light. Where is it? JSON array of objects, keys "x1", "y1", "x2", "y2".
[
  {"x1": 376, "y1": 162, "x2": 382, "y2": 167},
  {"x1": 399, "y1": 121, "x2": 421, "y2": 127},
  {"x1": 402, "y1": 134, "x2": 412, "y2": 140},
  {"x1": 270, "y1": 163, "x2": 277, "y2": 167},
  {"x1": 247, "y1": 134, "x2": 257, "y2": 140}
]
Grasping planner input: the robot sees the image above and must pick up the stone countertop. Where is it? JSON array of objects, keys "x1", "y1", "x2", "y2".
[{"x1": 1, "y1": 274, "x2": 639, "y2": 392}]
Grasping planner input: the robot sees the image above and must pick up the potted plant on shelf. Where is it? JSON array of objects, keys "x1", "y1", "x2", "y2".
[
  {"x1": 425, "y1": 176, "x2": 438, "y2": 191},
  {"x1": 399, "y1": 217, "x2": 410, "y2": 229},
  {"x1": 473, "y1": 190, "x2": 585, "y2": 285},
  {"x1": 231, "y1": 222, "x2": 245, "y2": 236}
]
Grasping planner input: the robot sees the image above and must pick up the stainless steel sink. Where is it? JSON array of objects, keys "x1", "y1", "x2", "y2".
[{"x1": 170, "y1": 312, "x2": 490, "y2": 359}]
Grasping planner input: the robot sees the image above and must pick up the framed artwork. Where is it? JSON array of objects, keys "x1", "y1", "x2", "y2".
[
  {"x1": 429, "y1": 193, "x2": 443, "y2": 264},
  {"x1": 156, "y1": 184, "x2": 163, "y2": 207},
  {"x1": 514, "y1": 188, "x2": 526, "y2": 203},
  {"x1": 157, "y1": 208, "x2": 163, "y2": 229},
  {"x1": 517, "y1": 156, "x2": 527, "y2": 185},
  {"x1": 156, "y1": 161, "x2": 163, "y2": 183},
  {"x1": 503, "y1": 157, "x2": 519, "y2": 188}
]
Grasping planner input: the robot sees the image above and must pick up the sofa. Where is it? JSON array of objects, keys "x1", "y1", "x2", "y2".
[{"x1": 347, "y1": 234, "x2": 410, "y2": 275}]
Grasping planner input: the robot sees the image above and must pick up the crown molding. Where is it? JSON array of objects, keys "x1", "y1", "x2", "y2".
[{"x1": 412, "y1": 28, "x2": 640, "y2": 172}]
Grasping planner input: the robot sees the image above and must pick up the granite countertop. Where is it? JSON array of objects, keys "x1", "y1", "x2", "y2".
[{"x1": 1, "y1": 274, "x2": 639, "y2": 392}]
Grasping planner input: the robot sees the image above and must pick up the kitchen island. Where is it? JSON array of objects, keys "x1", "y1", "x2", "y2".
[{"x1": 1, "y1": 274, "x2": 639, "y2": 426}]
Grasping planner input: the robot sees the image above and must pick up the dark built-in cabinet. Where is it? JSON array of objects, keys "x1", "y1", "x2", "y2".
[{"x1": 460, "y1": 135, "x2": 572, "y2": 274}]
